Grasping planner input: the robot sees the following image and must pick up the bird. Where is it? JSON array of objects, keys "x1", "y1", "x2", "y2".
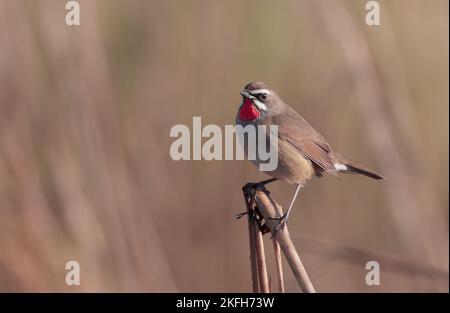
[{"x1": 235, "y1": 82, "x2": 384, "y2": 231}]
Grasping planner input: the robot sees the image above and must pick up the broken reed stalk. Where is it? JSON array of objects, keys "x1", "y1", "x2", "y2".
[{"x1": 242, "y1": 184, "x2": 315, "y2": 293}]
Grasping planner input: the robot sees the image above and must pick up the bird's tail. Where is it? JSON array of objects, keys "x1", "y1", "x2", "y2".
[{"x1": 332, "y1": 152, "x2": 384, "y2": 180}]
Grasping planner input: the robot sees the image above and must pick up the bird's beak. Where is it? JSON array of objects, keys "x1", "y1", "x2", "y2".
[{"x1": 240, "y1": 90, "x2": 254, "y2": 99}]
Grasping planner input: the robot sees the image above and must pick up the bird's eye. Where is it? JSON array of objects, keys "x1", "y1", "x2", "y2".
[{"x1": 257, "y1": 93, "x2": 267, "y2": 101}]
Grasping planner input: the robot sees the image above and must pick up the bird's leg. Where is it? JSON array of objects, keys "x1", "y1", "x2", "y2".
[{"x1": 270, "y1": 183, "x2": 302, "y2": 232}]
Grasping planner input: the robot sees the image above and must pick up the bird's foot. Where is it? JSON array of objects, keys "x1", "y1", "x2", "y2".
[
  {"x1": 242, "y1": 178, "x2": 277, "y2": 195},
  {"x1": 268, "y1": 212, "x2": 290, "y2": 235},
  {"x1": 242, "y1": 182, "x2": 265, "y2": 195}
]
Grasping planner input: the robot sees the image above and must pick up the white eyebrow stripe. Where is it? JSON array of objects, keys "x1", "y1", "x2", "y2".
[{"x1": 249, "y1": 89, "x2": 271, "y2": 95}]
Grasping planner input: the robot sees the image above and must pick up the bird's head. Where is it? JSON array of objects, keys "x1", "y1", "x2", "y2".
[{"x1": 238, "y1": 82, "x2": 283, "y2": 122}]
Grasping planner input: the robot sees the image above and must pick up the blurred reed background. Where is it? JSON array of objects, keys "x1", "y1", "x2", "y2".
[{"x1": 0, "y1": 0, "x2": 448, "y2": 292}]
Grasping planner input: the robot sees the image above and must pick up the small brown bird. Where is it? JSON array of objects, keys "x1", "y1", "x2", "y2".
[{"x1": 236, "y1": 82, "x2": 383, "y2": 230}]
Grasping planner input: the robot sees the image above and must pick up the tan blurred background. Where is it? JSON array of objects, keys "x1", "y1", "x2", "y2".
[{"x1": 0, "y1": 0, "x2": 448, "y2": 292}]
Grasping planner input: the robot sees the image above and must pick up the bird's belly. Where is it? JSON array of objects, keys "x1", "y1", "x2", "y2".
[{"x1": 251, "y1": 139, "x2": 315, "y2": 185}]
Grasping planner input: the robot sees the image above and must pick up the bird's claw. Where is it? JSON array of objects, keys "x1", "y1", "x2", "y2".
[
  {"x1": 268, "y1": 213, "x2": 289, "y2": 238},
  {"x1": 242, "y1": 182, "x2": 266, "y2": 194},
  {"x1": 242, "y1": 178, "x2": 277, "y2": 195}
]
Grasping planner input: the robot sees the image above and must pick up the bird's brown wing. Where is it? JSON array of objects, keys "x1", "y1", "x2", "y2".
[{"x1": 270, "y1": 109, "x2": 338, "y2": 176}]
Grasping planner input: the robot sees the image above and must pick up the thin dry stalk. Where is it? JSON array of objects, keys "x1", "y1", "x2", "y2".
[
  {"x1": 270, "y1": 188, "x2": 286, "y2": 293},
  {"x1": 247, "y1": 214, "x2": 259, "y2": 292},
  {"x1": 254, "y1": 224, "x2": 270, "y2": 293},
  {"x1": 272, "y1": 240, "x2": 285, "y2": 293}
]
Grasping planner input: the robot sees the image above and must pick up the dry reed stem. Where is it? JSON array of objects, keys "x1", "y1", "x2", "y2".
[
  {"x1": 254, "y1": 224, "x2": 270, "y2": 293},
  {"x1": 269, "y1": 188, "x2": 286, "y2": 292},
  {"x1": 272, "y1": 240, "x2": 285, "y2": 293},
  {"x1": 247, "y1": 214, "x2": 260, "y2": 292},
  {"x1": 254, "y1": 188, "x2": 315, "y2": 293},
  {"x1": 243, "y1": 185, "x2": 269, "y2": 293},
  {"x1": 242, "y1": 184, "x2": 315, "y2": 293}
]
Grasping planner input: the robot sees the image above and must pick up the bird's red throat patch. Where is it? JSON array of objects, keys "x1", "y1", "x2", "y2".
[{"x1": 239, "y1": 98, "x2": 260, "y2": 121}]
